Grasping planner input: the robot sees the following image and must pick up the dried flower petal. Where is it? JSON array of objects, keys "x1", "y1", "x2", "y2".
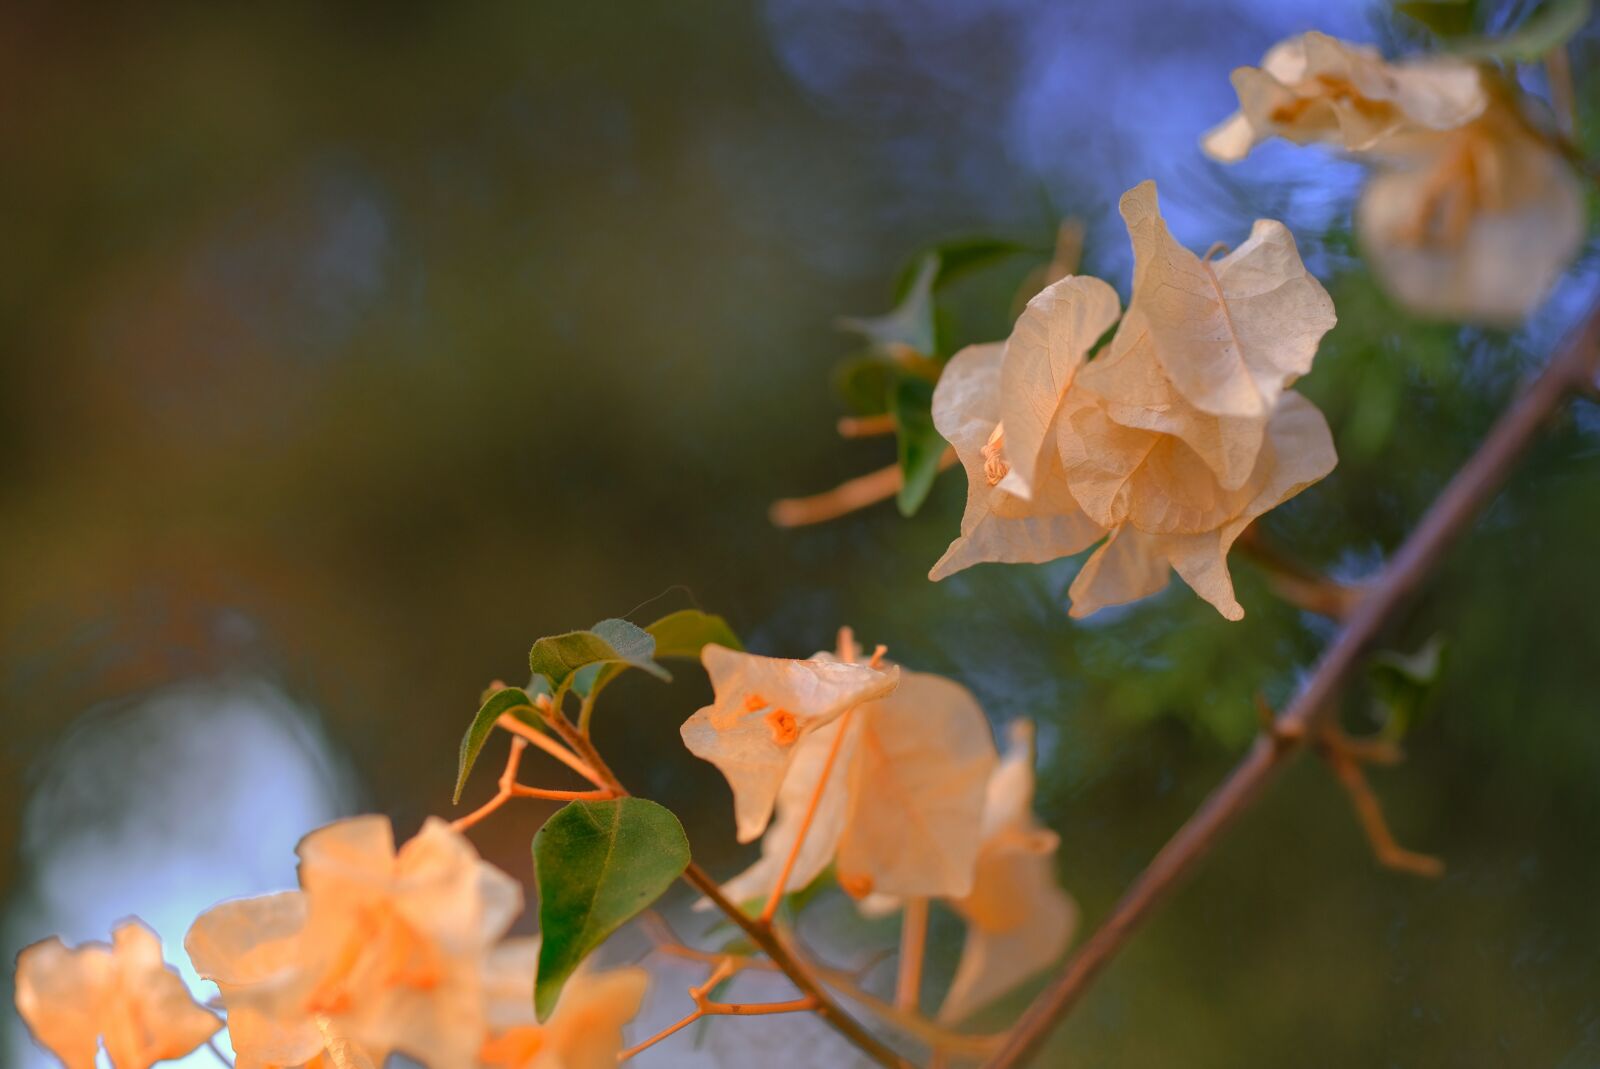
[
  {"x1": 929, "y1": 343, "x2": 1106, "y2": 581},
  {"x1": 939, "y1": 723, "x2": 1078, "y2": 1023},
  {"x1": 1203, "y1": 31, "x2": 1486, "y2": 161},
  {"x1": 995, "y1": 275, "x2": 1123, "y2": 500}
]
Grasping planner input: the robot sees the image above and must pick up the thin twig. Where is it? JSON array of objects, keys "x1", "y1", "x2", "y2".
[
  {"x1": 983, "y1": 298, "x2": 1600, "y2": 1069},
  {"x1": 896, "y1": 898, "x2": 929, "y2": 1013},
  {"x1": 496, "y1": 713, "x2": 608, "y2": 785},
  {"x1": 1319, "y1": 731, "x2": 1444, "y2": 878},
  {"x1": 839, "y1": 413, "x2": 899, "y2": 438},
  {"x1": 770, "y1": 448, "x2": 957, "y2": 528}
]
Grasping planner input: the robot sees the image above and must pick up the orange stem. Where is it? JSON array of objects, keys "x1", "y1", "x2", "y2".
[
  {"x1": 770, "y1": 448, "x2": 956, "y2": 528},
  {"x1": 760, "y1": 705, "x2": 859, "y2": 925},
  {"x1": 617, "y1": 1009, "x2": 705, "y2": 1061},
  {"x1": 895, "y1": 898, "x2": 928, "y2": 1013},
  {"x1": 508, "y1": 785, "x2": 618, "y2": 801},
  {"x1": 838, "y1": 413, "x2": 898, "y2": 438},
  {"x1": 496, "y1": 713, "x2": 608, "y2": 786}
]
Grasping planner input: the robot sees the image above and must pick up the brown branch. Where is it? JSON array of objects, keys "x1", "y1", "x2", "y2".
[
  {"x1": 541, "y1": 708, "x2": 912, "y2": 1069},
  {"x1": 983, "y1": 299, "x2": 1600, "y2": 1069}
]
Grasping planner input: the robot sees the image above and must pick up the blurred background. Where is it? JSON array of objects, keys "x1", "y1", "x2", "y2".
[{"x1": 3, "y1": 2, "x2": 1599, "y2": 1066}]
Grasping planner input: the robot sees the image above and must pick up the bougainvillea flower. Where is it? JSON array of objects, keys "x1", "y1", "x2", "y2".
[
  {"x1": 1202, "y1": 31, "x2": 1486, "y2": 161},
  {"x1": 680, "y1": 644, "x2": 900, "y2": 843},
  {"x1": 994, "y1": 275, "x2": 1123, "y2": 499},
  {"x1": 14, "y1": 919, "x2": 221, "y2": 1069},
  {"x1": 1355, "y1": 92, "x2": 1585, "y2": 325},
  {"x1": 186, "y1": 815, "x2": 521, "y2": 1069},
  {"x1": 938, "y1": 722, "x2": 1078, "y2": 1023},
  {"x1": 1206, "y1": 32, "x2": 1583, "y2": 325},
  {"x1": 1061, "y1": 389, "x2": 1337, "y2": 620},
  {"x1": 932, "y1": 180, "x2": 1337, "y2": 620},
  {"x1": 477, "y1": 939, "x2": 648, "y2": 1069},
  {"x1": 930, "y1": 342, "x2": 1108, "y2": 582},
  {"x1": 713, "y1": 636, "x2": 996, "y2": 903}
]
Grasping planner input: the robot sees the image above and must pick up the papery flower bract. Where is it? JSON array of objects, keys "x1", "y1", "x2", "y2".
[
  {"x1": 1203, "y1": 31, "x2": 1486, "y2": 161},
  {"x1": 14, "y1": 920, "x2": 221, "y2": 1069},
  {"x1": 995, "y1": 275, "x2": 1123, "y2": 499},
  {"x1": 186, "y1": 815, "x2": 521, "y2": 1069},
  {"x1": 1206, "y1": 31, "x2": 1584, "y2": 325},
  {"x1": 713, "y1": 637, "x2": 997, "y2": 903},
  {"x1": 680, "y1": 644, "x2": 900, "y2": 843},
  {"x1": 477, "y1": 939, "x2": 648, "y2": 1069},
  {"x1": 930, "y1": 342, "x2": 1107, "y2": 582},
  {"x1": 932, "y1": 180, "x2": 1337, "y2": 620},
  {"x1": 939, "y1": 721, "x2": 1077, "y2": 1024},
  {"x1": 1355, "y1": 92, "x2": 1586, "y2": 326}
]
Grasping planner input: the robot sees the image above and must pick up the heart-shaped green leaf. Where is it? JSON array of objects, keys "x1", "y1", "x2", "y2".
[
  {"x1": 529, "y1": 618, "x2": 670, "y2": 697},
  {"x1": 454, "y1": 683, "x2": 549, "y2": 804},
  {"x1": 533, "y1": 797, "x2": 690, "y2": 1019},
  {"x1": 645, "y1": 609, "x2": 743, "y2": 659}
]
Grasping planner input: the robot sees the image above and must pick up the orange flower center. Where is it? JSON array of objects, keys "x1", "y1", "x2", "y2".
[
  {"x1": 981, "y1": 425, "x2": 1009, "y2": 486},
  {"x1": 838, "y1": 872, "x2": 874, "y2": 899},
  {"x1": 304, "y1": 900, "x2": 445, "y2": 1016},
  {"x1": 765, "y1": 708, "x2": 799, "y2": 746}
]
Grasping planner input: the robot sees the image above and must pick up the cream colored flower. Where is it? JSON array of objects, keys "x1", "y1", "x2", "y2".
[
  {"x1": 712, "y1": 635, "x2": 997, "y2": 903},
  {"x1": 1205, "y1": 32, "x2": 1584, "y2": 324},
  {"x1": 1203, "y1": 31, "x2": 1486, "y2": 161},
  {"x1": 932, "y1": 180, "x2": 1337, "y2": 620},
  {"x1": 939, "y1": 721, "x2": 1077, "y2": 1024},
  {"x1": 680, "y1": 644, "x2": 900, "y2": 843},
  {"x1": 476, "y1": 939, "x2": 648, "y2": 1069},
  {"x1": 14, "y1": 920, "x2": 221, "y2": 1069},
  {"x1": 186, "y1": 815, "x2": 522, "y2": 1069},
  {"x1": 1355, "y1": 91, "x2": 1585, "y2": 325}
]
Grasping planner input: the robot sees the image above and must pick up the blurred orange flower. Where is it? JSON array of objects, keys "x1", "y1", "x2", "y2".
[
  {"x1": 185, "y1": 815, "x2": 521, "y2": 1069},
  {"x1": 14, "y1": 919, "x2": 221, "y2": 1069}
]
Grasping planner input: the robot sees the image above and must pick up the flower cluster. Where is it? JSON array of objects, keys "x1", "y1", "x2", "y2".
[
  {"x1": 684, "y1": 631, "x2": 1078, "y2": 1022},
  {"x1": 1205, "y1": 31, "x2": 1585, "y2": 324},
  {"x1": 931, "y1": 179, "x2": 1338, "y2": 620},
  {"x1": 15, "y1": 817, "x2": 646, "y2": 1069}
]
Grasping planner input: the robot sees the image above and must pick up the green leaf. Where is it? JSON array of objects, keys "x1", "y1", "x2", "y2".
[
  {"x1": 892, "y1": 236, "x2": 1036, "y2": 299},
  {"x1": 1451, "y1": 0, "x2": 1590, "y2": 60},
  {"x1": 533, "y1": 798, "x2": 691, "y2": 1019},
  {"x1": 892, "y1": 374, "x2": 947, "y2": 517},
  {"x1": 645, "y1": 609, "x2": 743, "y2": 658},
  {"x1": 454, "y1": 684, "x2": 548, "y2": 804},
  {"x1": 833, "y1": 353, "x2": 897, "y2": 415},
  {"x1": 1396, "y1": 0, "x2": 1479, "y2": 37},
  {"x1": 1369, "y1": 635, "x2": 1449, "y2": 738},
  {"x1": 529, "y1": 618, "x2": 670, "y2": 697},
  {"x1": 838, "y1": 252, "x2": 938, "y2": 358}
]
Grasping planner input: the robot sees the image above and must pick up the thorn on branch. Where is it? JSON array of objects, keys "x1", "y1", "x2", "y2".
[{"x1": 1316, "y1": 727, "x2": 1444, "y2": 879}]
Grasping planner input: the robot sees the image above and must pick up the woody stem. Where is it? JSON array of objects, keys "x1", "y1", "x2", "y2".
[{"x1": 983, "y1": 299, "x2": 1600, "y2": 1069}]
